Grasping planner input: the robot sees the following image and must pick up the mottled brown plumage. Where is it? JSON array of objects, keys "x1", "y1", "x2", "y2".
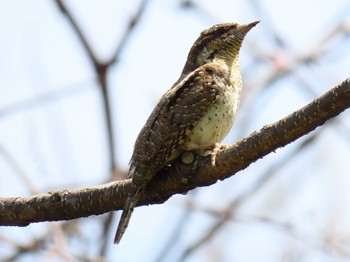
[{"x1": 114, "y1": 21, "x2": 259, "y2": 244}]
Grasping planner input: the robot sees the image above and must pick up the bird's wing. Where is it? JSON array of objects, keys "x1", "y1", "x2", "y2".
[{"x1": 130, "y1": 64, "x2": 225, "y2": 186}]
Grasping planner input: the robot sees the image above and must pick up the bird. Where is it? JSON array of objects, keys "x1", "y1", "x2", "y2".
[{"x1": 114, "y1": 21, "x2": 259, "y2": 244}]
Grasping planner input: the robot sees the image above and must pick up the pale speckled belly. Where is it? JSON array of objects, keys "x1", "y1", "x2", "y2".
[{"x1": 185, "y1": 87, "x2": 239, "y2": 147}]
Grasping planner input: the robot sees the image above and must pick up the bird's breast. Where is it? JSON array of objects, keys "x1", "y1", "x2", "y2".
[{"x1": 186, "y1": 85, "x2": 240, "y2": 146}]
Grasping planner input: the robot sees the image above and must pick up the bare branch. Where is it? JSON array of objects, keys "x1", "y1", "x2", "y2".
[
  {"x1": 179, "y1": 131, "x2": 320, "y2": 259},
  {"x1": 0, "y1": 77, "x2": 349, "y2": 227},
  {"x1": 54, "y1": 0, "x2": 150, "y2": 175},
  {"x1": 55, "y1": 0, "x2": 98, "y2": 66},
  {"x1": 108, "y1": 0, "x2": 150, "y2": 66},
  {"x1": 54, "y1": 0, "x2": 117, "y2": 172}
]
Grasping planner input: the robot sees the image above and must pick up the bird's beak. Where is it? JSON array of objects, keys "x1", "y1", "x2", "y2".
[{"x1": 237, "y1": 21, "x2": 260, "y2": 35}]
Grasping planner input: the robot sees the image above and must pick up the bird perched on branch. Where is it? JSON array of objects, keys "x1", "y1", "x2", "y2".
[{"x1": 114, "y1": 21, "x2": 259, "y2": 244}]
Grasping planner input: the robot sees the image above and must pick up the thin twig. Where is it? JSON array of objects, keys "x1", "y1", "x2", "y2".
[{"x1": 54, "y1": 0, "x2": 117, "y2": 172}]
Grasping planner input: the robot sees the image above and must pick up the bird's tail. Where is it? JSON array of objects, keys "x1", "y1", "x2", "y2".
[{"x1": 114, "y1": 188, "x2": 141, "y2": 244}]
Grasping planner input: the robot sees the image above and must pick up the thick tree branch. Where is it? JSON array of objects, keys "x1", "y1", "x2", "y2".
[{"x1": 0, "y1": 77, "x2": 349, "y2": 227}]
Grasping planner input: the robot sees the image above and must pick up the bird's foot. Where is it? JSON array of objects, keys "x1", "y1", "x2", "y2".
[
  {"x1": 183, "y1": 143, "x2": 228, "y2": 166},
  {"x1": 210, "y1": 143, "x2": 230, "y2": 166}
]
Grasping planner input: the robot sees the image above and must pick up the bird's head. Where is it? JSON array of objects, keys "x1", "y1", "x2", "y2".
[{"x1": 181, "y1": 21, "x2": 259, "y2": 75}]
